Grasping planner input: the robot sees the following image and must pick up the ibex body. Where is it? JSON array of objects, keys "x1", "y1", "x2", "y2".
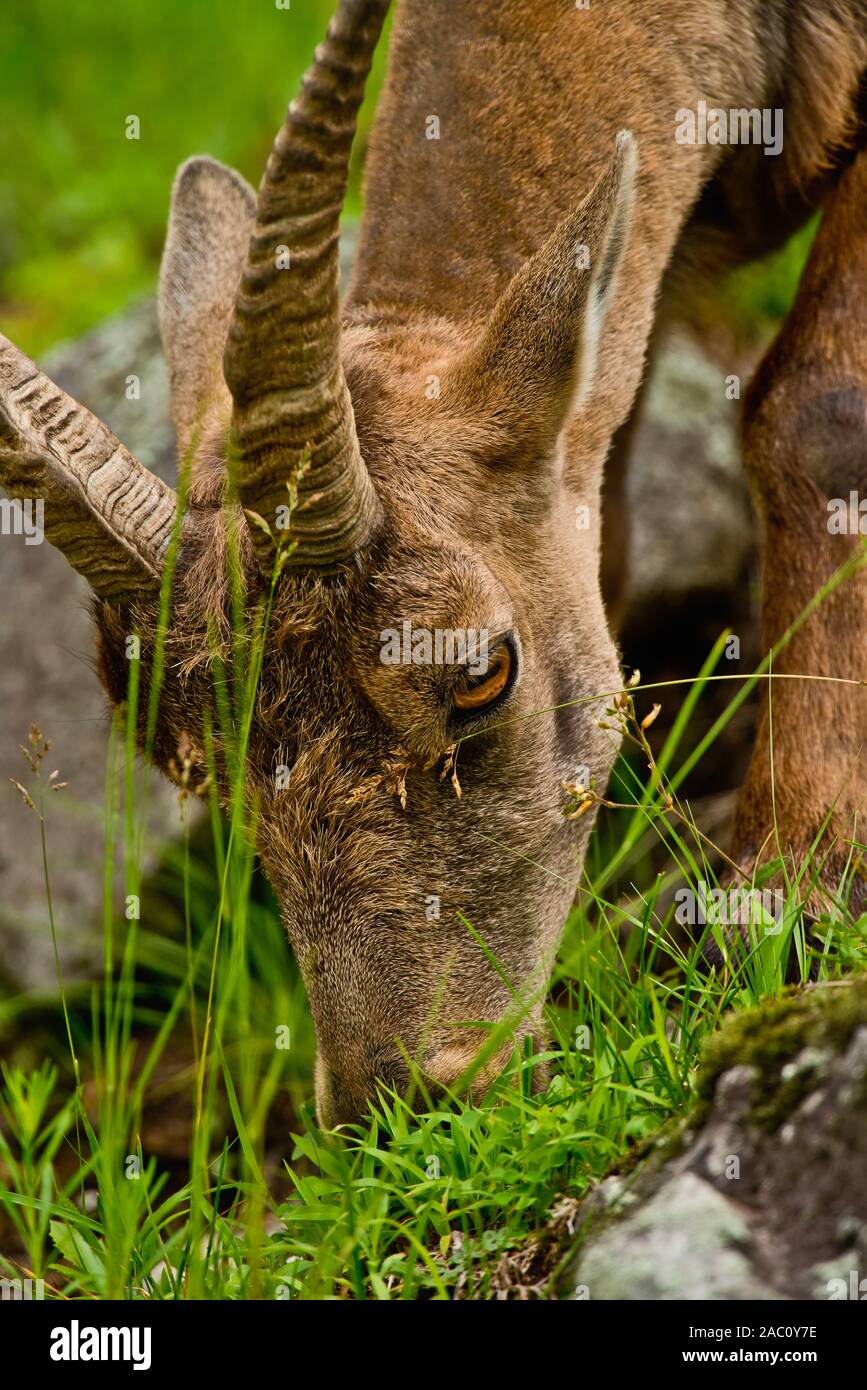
[{"x1": 2, "y1": 0, "x2": 866, "y2": 1124}]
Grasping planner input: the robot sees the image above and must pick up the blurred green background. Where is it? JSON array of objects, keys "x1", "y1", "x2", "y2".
[
  {"x1": 0, "y1": 0, "x2": 810, "y2": 358},
  {"x1": 0, "y1": 0, "x2": 390, "y2": 355}
]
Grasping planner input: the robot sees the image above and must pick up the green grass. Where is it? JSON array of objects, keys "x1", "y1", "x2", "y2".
[
  {"x1": 1, "y1": 510, "x2": 866, "y2": 1300},
  {"x1": 724, "y1": 217, "x2": 818, "y2": 336},
  {"x1": 0, "y1": 0, "x2": 857, "y2": 1305},
  {"x1": 0, "y1": 0, "x2": 388, "y2": 355}
]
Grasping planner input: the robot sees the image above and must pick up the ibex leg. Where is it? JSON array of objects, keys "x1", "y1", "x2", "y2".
[{"x1": 731, "y1": 148, "x2": 867, "y2": 921}]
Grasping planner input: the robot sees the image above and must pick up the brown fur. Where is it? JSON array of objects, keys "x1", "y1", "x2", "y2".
[
  {"x1": 9, "y1": 0, "x2": 867, "y2": 1123},
  {"x1": 732, "y1": 146, "x2": 867, "y2": 911}
]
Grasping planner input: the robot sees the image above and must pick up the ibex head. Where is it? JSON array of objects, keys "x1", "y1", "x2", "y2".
[{"x1": 0, "y1": 0, "x2": 636, "y2": 1125}]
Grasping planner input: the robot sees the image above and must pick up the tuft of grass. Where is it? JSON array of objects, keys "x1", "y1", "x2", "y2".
[
  {"x1": 1, "y1": 486, "x2": 866, "y2": 1300},
  {"x1": 1, "y1": 643, "x2": 865, "y2": 1296}
]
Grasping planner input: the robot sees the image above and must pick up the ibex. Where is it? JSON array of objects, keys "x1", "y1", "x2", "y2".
[{"x1": 2, "y1": 0, "x2": 867, "y2": 1125}]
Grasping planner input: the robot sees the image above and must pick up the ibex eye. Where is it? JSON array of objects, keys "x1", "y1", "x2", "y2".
[{"x1": 452, "y1": 636, "x2": 516, "y2": 715}]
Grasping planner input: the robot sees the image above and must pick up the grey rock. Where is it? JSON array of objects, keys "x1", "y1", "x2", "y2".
[
  {"x1": 564, "y1": 981, "x2": 867, "y2": 1301},
  {"x1": 625, "y1": 328, "x2": 755, "y2": 611},
  {"x1": 574, "y1": 1171, "x2": 780, "y2": 1301},
  {"x1": 0, "y1": 302, "x2": 181, "y2": 992},
  {"x1": 780, "y1": 1045, "x2": 833, "y2": 1084}
]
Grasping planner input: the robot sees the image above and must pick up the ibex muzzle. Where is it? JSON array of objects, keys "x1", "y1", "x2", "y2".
[{"x1": 3, "y1": 0, "x2": 867, "y2": 1124}]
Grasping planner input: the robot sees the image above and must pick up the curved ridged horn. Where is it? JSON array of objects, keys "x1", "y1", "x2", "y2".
[
  {"x1": 0, "y1": 335, "x2": 178, "y2": 602},
  {"x1": 224, "y1": 0, "x2": 387, "y2": 572}
]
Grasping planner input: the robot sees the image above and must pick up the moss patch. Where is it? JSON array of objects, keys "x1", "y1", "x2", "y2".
[{"x1": 698, "y1": 976, "x2": 867, "y2": 1129}]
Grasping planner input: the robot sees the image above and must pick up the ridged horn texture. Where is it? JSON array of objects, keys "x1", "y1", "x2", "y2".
[
  {"x1": 223, "y1": 0, "x2": 387, "y2": 572},
  {"x1": 0, "y1": 335, "x2": 178, "y2": 601}
]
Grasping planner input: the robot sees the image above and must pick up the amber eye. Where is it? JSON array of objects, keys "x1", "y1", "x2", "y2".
[{"x1": 452, "y1": 639, "x2": 515, "y2": 713}]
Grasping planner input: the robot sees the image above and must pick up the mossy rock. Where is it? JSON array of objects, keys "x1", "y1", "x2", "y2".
[
  {"x1": 698, "y1": 976, "x2": 867, "y2": 1127},
  {"x1": 560, "y1": 977, "x2": 867, "y2": 1300}
]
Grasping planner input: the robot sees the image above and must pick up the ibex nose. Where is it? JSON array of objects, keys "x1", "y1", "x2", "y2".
[
  {"x1": 317, "y1": 1041, "x2": 518, "y2": 1128},
  {"x1": 316, "y1": 1053, "x2": 411, "y2": 1129}
]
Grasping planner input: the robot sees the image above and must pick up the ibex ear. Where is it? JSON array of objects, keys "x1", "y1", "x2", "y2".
[
  {"x1": 450, "y1": 131, "x2": 637, "y2": 459},
  {"x1": 159, "y1": 156, "x2": 256, "y2": 459}
]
